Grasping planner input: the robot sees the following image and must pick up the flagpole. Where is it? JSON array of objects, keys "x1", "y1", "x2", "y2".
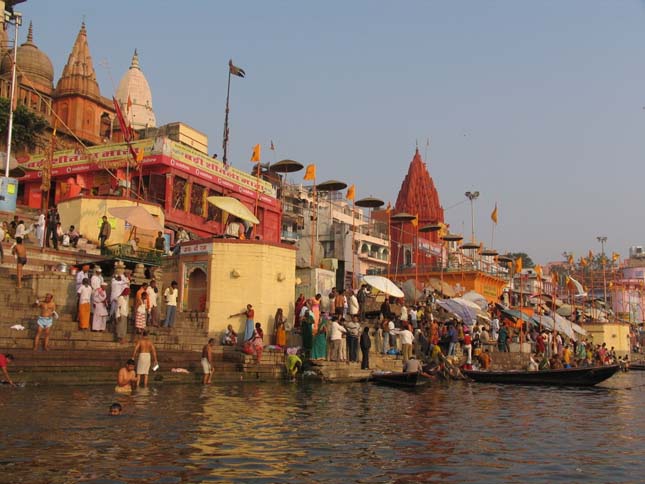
[
  {"x1": 222, "y1": 67, "x2": 232, "y2": 166},
  {"x1": 310, "y1": 178, "x2": 317, "y2": 268},
  {"x1": 351, "y1": 199, "x2": 356, "y2": 289},
  {"x1": 386, "y1": 206, "x2": 391, "y2": 281}
]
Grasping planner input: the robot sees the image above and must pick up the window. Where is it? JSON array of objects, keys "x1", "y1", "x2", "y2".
[
  {"x1": 172, "y1": 176, "x2": 186, "y2": 211},
  {"x1": 190, "y1": 183, "x2": 205, "y2": 216},
  {"x1": 207, "y1": 188, "x2": 222, "y2": 221}
]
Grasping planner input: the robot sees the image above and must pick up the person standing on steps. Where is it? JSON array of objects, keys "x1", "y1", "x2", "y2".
[
  {"x1": 98, "y1": 215, "x2": 111, "y2": 254},
  {"x1": 11, "y1": 237, "x2": 27, "y2": 288},
  {"x1": 45, "y1": 206, "x2": 59, "y2": 250},
  {"x1": 34, "y1": 293, "x2": 56, "y2": 351},
  {"x1": 163, "y1": 281, "x2": 178, "y2": 328},
  {"x1": 360, "y1": 326, "x2": 372, "y2": 370}
]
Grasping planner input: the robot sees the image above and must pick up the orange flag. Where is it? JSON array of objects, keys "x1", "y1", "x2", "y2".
[
  {"x1": 535, "y1": 265, "x2": 543, "y2": 279},
  {"x1": 346, "y1": 184, "x2": 355, "y2": 201},
  {"x1": 515, "y1": 257, "x2": 523, "y2": 273},
  {"x1": 551, "y1": 271, "x2": 559, "y2": 287},
  {"x1": 588, "y1": 249, "x2": 593, "y2": 260},
  {"x1": 303, "y1": 164, "x2": 316, "y2": 181},
  {"x1": 491, "y1": 203, "x2": 498, "y2": 224},
  {"x1": 567, "y1": 254, "x2": 574, "y2": 265},
  {"x1": 411, "y1": 215, "x2": 418, "y2": 227},
  {"x1": 136, "y1": 149, "x2": 144, "y2": 162},
  {"x1": 386, "y1": 202, "x2": 392, "y2": 214},
  {"x1": 250, "y1": 144, "x2": 261, "y2": 162}
]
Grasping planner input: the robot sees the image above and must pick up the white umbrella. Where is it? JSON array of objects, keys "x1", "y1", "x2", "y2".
[
  {"x1": 207, "y1": 196, "x2": 260, "y2": 225},
  {"x1": 108, "y1": 206, "x2": 163, "y2": 232},
  {"x1": 362, "y1": 275, "x2": 404, "y2": 298}
]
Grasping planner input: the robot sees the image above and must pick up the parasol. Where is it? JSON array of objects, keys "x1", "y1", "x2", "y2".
[
  {"x1": 316, "y1": 180, "x2": 347, "y2": 192},
  {"x1": 108, "y1": 206, "x2": 163, "y2": 232},
  {"x1": 391, "y1": 212, "x2": 416, "y2": 222},
  {"x1": 460, "y1": 242, "x2": 480, "y2": 250},
  {"x1": 441, "y1": 233, "x2": 463, "y2": 242},
  {"x1": 462, "y1": 290, "x2": 489, "y2": 310},
  {"x1": 269, "y1": 159, "x2": 304, "y2": 173},
  {"x1": 355, "y1": 197, "x2": 384, "y2": 208},
  {"x1": 480, "y1": 248, "x2": 498, "y2": 257},
  {"x1": 401, "y1": 279, "x2": 423, "y2": 302},
  {"x1": 207, "y1": 196, "x2": 259, "y2": 224},
  {"x1": 0, "y1": 153, "x2": 26, "y2": 178},
  {"x1": 419, "y1": 224, "x2": 442, "y2": 233},
  {"x1": 362, "y1": 275, "x2": 404, "y2": 298},
  {"x1": 427, "y1": 278, "x2": 456, "y2": 297},
  {"x1": 436, "y1": 299, "x2": 478, "y2": 325}
]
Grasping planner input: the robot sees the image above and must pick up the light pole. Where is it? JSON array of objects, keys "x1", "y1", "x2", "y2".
[
  {"x1": 597, "y1": 236, "x2": 607, "y2": 306},
  {"x1": 465, "y1": 191, "x2": 479, "y2": 242}
]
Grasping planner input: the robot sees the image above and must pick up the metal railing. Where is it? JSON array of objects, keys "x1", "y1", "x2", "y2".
[{"x1": 104, "y1": 244, "x2": 164, "y2": 266}]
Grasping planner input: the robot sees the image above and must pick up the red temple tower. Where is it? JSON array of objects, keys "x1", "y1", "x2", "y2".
[{"x1": 390, "y1": 148, "x2": 445, "y2": 270}]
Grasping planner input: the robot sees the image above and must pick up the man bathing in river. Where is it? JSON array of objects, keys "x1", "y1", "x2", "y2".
[
  {"x1": 201, "y1": 338, "x2": 215, "y2": 384},
  {"x1": 132, "y1": 331, "x2": 158, "y2": 387},
  {"x1": 34, "y1": 293, "x2": 56, "y2": 351},
  {"x1": 115, "y1": 359, "x2": 137, "y2": 393}
]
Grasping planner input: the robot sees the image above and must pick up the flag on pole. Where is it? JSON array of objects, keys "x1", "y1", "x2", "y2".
[
  {"x1": 270, "y1": 140, "x2": 275, "y2": 151},
  {"x1": 346, "y1": 184, "x2": 355, "y2": 201},
  {"x1": 229, "y1": 59, "x2": 246, "y2": 78},
  {"x1": 250, "y1": 144, "x2": 261, "y2": 162},
  {"x1": 551, "y1": 271, "x2": 559, "y2": 287},
  {"x1": 535, "y1": 265, "x2": 543, "y2": 279},
  {"x1": 567, "y1": 254, "x2": 574, "y2": 265},
  {"x1": 515, "y1": 257, "x2": 523, "y2": 273},
  {"x1": 52, "y1": 122, "x2": 57, "y2": 138},
  {"x1": 588, "y1": 249, "x2": 593, "y2": 260},
  {"x1": 580, "y1": 257, "x2": 588, "y2": 267},
  {"x1": 303, "y1": 164, "x2": 316, "y2": 181},
  {"x1": 612, "y1": 252, "x2": 620, "y2": 262},
  {"x1": 491, "y1": 203, "x2": 498, "y2": 224},
  {"x1": 136, "y1": 149, "x2": 144, "y2": 162},
  {"x1": 386, "y1": 202, "x2": 392, "y2": 214}
]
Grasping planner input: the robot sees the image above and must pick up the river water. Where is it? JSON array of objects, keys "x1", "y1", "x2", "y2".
[{"x1": 0, "y1": 372, "x2": 644, "y2": 483}]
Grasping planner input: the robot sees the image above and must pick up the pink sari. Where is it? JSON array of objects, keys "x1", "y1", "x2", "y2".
[{"x1": 310, "y1": 298, "x2": 321, "y2": 334}]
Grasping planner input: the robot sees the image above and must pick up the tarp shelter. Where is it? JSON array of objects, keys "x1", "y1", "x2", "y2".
[
  {"x1": 462, "y1": 291, "x2": 489, "y2": 310},
  {"x1": 363, "y1": 275, "x2": 404, "y2": 298}
]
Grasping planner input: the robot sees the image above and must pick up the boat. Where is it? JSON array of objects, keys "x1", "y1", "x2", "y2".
[
  {"x1": 463, "y1": 365, "x2": 620, "y2": 387},
  {"x1": 629, "y1": 362, "x2": 645, "y2": 371},
  {"x1": 370, "y1": 371, "x2": 433, "y2": 388}
]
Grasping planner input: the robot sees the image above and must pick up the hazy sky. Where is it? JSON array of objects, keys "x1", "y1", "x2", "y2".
[{"x1": 19, "y1": 0, "x2": 645, "y2": 263}]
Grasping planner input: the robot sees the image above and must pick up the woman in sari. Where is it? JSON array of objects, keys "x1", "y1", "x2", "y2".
[
  {"x1": 274, "y1": 308, "x2": 286, "y2": 347},
  {"x1": 294, "y1": 294, "x2": 305, "y2": 329},
  {"x1": 310, "y1": 294, "x2": 322, "y2": 334},
  {"x1": 135, "y1": 292, "x2": 148, "y2": 334},
  {"x1": 252, "y1": 322, "x2": 264, "y2": 363},
  {"x1": 311, "y1": 313, "x2": 328, "y2": 360},
  {"x1": 301, "y1": 309, "x2": 314, "y2": 358}
]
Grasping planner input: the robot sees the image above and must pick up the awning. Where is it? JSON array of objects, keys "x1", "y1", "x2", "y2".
[
  {"x1": 461, "y1": 290, "x2": 489, "y2": 310},
  {"x1": 207, "y1": 196, "x2": 259, "y2": 225},
  {"x1": 500, "y1": 308, "x2": 536, "y2": 327}
]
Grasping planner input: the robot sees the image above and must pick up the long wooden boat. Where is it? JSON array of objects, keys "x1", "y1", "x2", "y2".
[
  {"x1": 370, "y1": 371, "x2": 433, "y2": 388},
  {"x1": 463, "y1": 365, "x2": 620, "y2": 387}
]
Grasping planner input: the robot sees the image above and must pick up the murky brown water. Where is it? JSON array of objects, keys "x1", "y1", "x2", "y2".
[{"x1": 0, "y1": 372, "x2": 643, "y2": 483}]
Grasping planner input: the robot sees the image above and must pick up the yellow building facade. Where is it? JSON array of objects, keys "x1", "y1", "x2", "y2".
[
  {"x1": 584, "y1": 322, "x2": 631, "y2": 357},
  {"x1": 57, "y1": 197, "x2": 164, "y2": 249},
  {"x1": 175, "y1": 240, "x2": 296, "y2": 338}
]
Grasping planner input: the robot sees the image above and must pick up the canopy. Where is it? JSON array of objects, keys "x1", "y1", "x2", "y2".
[
  {"x1": 355, "y1": 197, "x2": 384, "y2": 208},
  {"x1": 462, "y1": 290, "x2": 489, "y2": 310},
  {"x1": 500, "y1": 308, "x2": 536, "y2": 327},
  {"x1": 531, "y1": 312, "x2": 586, "y2": 340},
  {"x1": 401, "y1": 279, "x2": 423, "y2": 302},
  {"x1": 268, "y1": 159, "x2": 303, "y2": 173},
  {"x1": 436, "y1": 299, "x2": 478, "y2": 325},
  {"x1": 108, "y1": 206, "x2": 163, "y2": 232},
  {"x1": 362, "y1": 275, "x2": 404, "y2": 298},
  {"x1": 207, "y1": 196, "x2": 259, "y2": 224}
]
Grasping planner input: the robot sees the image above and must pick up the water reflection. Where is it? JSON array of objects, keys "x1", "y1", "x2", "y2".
[{"x1": 0, "y1": 373, "x2": 644, "y2": 482}]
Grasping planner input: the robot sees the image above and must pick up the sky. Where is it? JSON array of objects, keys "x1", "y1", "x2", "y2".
[{"x1": 17, "y1": 0, "x2": 645, "y2": 263}]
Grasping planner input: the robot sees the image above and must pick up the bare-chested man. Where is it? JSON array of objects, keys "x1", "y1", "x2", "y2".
[
  {"x1": 11, "y1": 237, "x2": 27, "y2": 288},
  {"x1": 132, "y1": 330, "x2": 158, "y2": 387},
  {"x1": 201, "y1": 338, "x2": 215, "y2": 384},
  {"x1": 115, "y1": 358, "x2": 137, "y2": 393},
  {"x1": 34, "y1": 293, "x2": 56, "y2": 351}
]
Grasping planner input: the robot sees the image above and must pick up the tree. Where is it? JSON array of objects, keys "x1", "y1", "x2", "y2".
[
  {"x1": 0, "y1": 97, "x2": 50, "y2": 153},
  {"x1": 503, "y1": 252, "x2": 535, "y2": 268}
]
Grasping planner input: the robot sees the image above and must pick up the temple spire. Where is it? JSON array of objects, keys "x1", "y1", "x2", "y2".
[
  {"x1": 26, "y1": 21, "x2": 33, "y2": 44},
  {"x1": 56, "y1": 21, "x2": 100, "y2": 97}
]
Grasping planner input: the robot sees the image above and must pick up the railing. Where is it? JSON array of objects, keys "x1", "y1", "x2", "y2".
[
  {"x1": 104, "y1": 244, "x2": 164, "y2": 266},
  {"x1": 281, "y1": 231, "x2": 301, "y2": 241}
]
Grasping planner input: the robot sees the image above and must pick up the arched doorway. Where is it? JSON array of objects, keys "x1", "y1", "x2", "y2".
[{"x1": 187, "y1": 268, "x2": 207, "y2": 312}]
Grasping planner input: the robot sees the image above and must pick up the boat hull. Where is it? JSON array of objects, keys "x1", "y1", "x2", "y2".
[
  {"x1": 463, "y1": 365, "x2": 620, "y2": 387},
  {"x1": 370, "y1": 371, "x2": 432, "y2": 388}
]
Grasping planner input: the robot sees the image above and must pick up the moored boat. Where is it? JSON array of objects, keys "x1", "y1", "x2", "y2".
[
  {"x1": 370, "y1": 371, "x2": 433, "y2": 388},
  {"x1": 463, "y1": 364, "x2": 620, "y2": 387}
]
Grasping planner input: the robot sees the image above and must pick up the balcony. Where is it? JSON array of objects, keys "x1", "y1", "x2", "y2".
[{"x1": 281, "y1": 230, "x2": 301, "y2": 243}]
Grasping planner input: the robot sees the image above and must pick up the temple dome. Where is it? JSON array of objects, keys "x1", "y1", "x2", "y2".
[
  {"x1": 115, "y1": 49, "x2": 156, "y2": 129},
  {"x1": 0, "y1": 22, "x2": 54, "y2": 87}
]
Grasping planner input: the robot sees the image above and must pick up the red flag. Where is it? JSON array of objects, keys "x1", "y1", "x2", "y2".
[
  {"x1": 126, "y1": 94, "x2": 132, "y2": 113},
  {"x1": 112, "y1": 97, "x2": 137, "y2": 160}
]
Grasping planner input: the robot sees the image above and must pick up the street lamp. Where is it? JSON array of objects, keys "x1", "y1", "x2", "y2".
[
  {"x1": 465, "y1": 191, "x2": 479, "y2": 242},
  {"x1": 597, "y1": 236, "x2": 607, "y2": 306}
]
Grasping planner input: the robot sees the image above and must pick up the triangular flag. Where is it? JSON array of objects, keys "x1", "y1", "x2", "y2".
[
  {"x1": 588, "y1": 249, "x2": 593, "y2": 260},
  {"x1": 612, "y1": 252, "x2": 620, "y2": 262},
  {"x1": 386, "y1": 202, "x2": 392, "y2": 215},
  {"x1": 136, "y1": 149, "x2": 144, "y2": 162},
  {"x1": 491, "y1": 203, "x2": 498, "y2": 224},
  {"x1": 567, "y1": 254, "x2": 574, "y2": 265},
  {"x1": 580, "y1": 257, "x2": 588, "y2": 267},
  {"x1": 346, "y1": 184, "x2": 355, "y2": 201},
  {"x1": 535, "y1": 265, "x2": 543, "y2": 279},
  {"x1": 126, "y1": 94, "x2": 132, "y2": 113},
  {"x1": 250, "y1": 144, "x2": 261, "y2": 162},
  {"x1": 303, "y1": 164, "x2": 316, "y2": 181},
  {"x1": 229, "y1": 59, "x2": 246, "y2": 78}
]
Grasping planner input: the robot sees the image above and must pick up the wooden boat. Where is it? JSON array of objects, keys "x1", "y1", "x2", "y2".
[
  {"x1": 370, "y1": 371, "x2": 433, "y2": 388},
  {"x1": 463, "y1": 364, "x2": 620, "y2": 387}
]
